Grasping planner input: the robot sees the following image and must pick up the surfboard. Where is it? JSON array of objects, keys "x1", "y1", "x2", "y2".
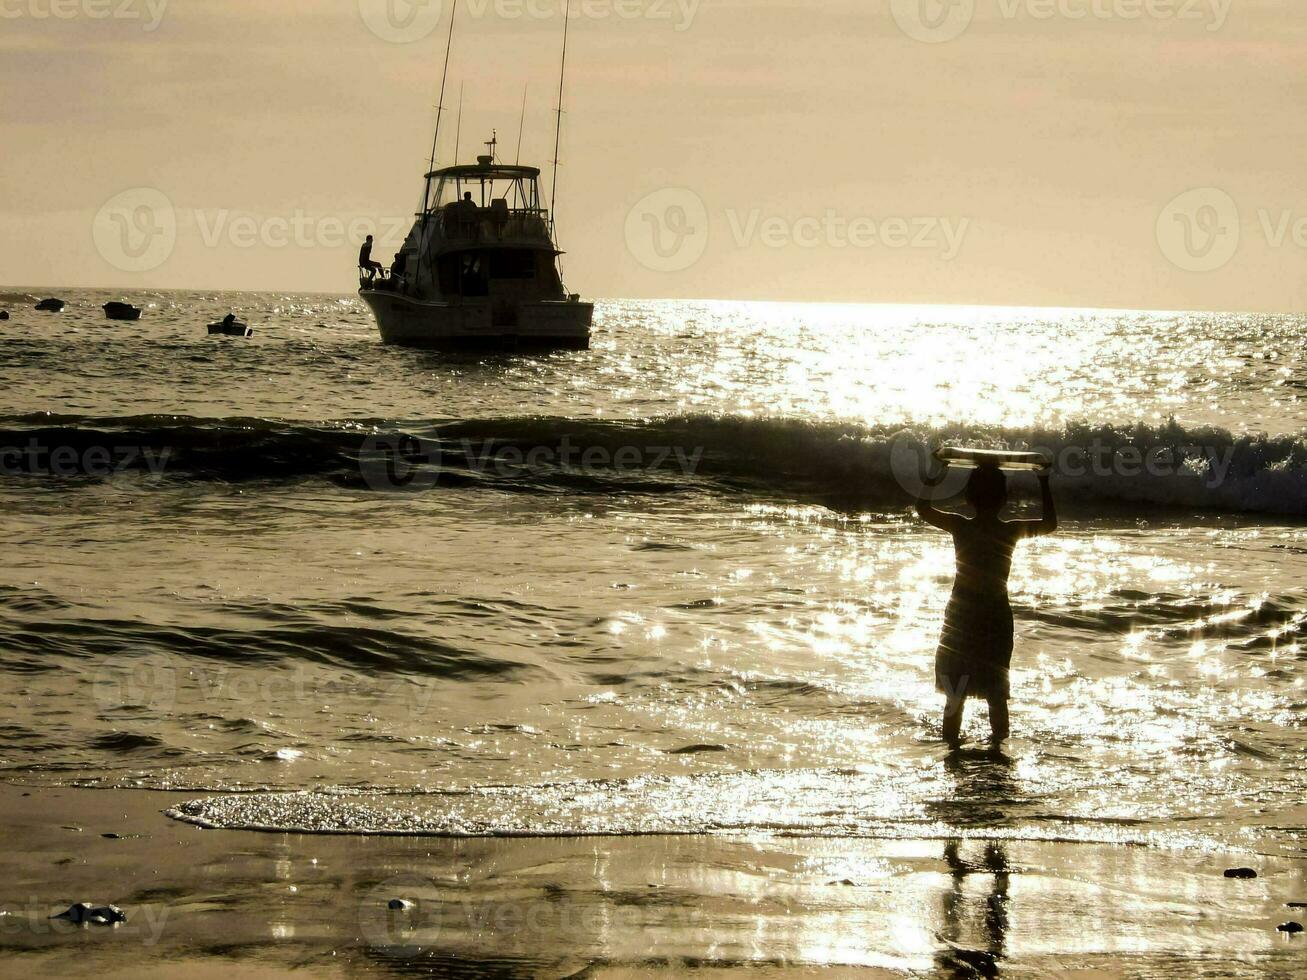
[{"x1": 935, "y1": 446, "x2": 1050, "y2": 471}]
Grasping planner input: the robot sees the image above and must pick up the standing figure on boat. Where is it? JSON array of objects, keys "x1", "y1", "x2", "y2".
[{"x1": 917, "y1": 464, "x2": 1057, "y2": 749}]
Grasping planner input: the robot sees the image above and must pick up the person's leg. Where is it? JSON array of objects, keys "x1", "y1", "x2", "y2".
[
  {"x1": 942, "y1": 697, "x2": 965, "y2": 748},
  {"x1": 987, "y1": 696, "x2": 1009, "y2": 746}
]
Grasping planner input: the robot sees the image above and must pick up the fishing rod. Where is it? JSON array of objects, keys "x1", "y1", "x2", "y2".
[
  {"x1": 514, "y1": 84, "x2": 528, "y2": 166},
  {"x1": 422, "y1": 0, "x2": 459, "y2": 231},
  {"x1": 549, "y1": 0, "x2": 571, "y2": 243}
]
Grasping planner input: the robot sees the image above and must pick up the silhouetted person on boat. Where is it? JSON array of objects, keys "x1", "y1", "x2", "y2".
[
  {"x1": 221, "y1": 314, "x2": 236, "y2": 328},
  {"x1": 358, "y1": 235, "x2": 384, "y2": 283},
  {"x1": 917, "y1": 465, "x2": 1057, "y2": 750}
]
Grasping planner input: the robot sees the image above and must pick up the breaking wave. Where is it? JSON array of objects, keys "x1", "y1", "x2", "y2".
[{"x1": 0, "y1": 413, "x2": 1304, "y2": 514}]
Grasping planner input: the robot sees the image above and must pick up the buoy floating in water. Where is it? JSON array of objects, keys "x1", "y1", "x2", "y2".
[
  {"x1": 208, "y1": 315, "x2": 253, "y2": 338},
  {"x1": 0, "y1": 311, "x2": 9, "y2": 321},
  {"x1": 103, "y1": 301, "x2": 142, "y2": 322},
  {"x1": 35, "y1": 298, "x2": 65, "y2": 312}
]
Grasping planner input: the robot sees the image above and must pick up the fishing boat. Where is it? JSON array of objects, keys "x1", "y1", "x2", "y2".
[
  {"x1": 358, "y1": 3, "x2": 591, "y2": 350},
  {"x1": 208, "y1": 315, "x2": 253, "y2": 337},
  {"x1": 103, "y1": 301, "x2": 142, "y2": 322}
]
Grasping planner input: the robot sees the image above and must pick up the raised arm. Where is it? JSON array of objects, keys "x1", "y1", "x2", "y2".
[
  {"x1": 1015, "y1": 471, "x2": 1058, "y2": 538},
  {"x1": 916, "y1": 465, "x2": 963, "y2": 533}
]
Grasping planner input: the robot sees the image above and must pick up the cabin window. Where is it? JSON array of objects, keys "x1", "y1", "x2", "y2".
[
  {"x1": 459, "y1": 255, "x2": 489, "y2": 297},
  {"x1": 489, "y1": 251, "x2": 536, "y2": 280}
]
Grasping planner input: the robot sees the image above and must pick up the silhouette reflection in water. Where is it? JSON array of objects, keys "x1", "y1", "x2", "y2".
[{"x1": 935, "y1": 839, "x2": 1011, "y2": 979}]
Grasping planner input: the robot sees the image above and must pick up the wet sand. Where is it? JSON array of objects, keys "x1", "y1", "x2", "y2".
[{"x1": 0, "y1": 783, "x2": 1302, "y2": 978}]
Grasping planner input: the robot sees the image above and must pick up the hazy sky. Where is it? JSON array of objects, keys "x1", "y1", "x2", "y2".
[{"x1": 2, "y1": 0, "x2": 1304, "y2": 310}]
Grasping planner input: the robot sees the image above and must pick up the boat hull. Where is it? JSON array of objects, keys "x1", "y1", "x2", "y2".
[{"x1": 360, "y1": 291, "x2": 592, "y2": 350}]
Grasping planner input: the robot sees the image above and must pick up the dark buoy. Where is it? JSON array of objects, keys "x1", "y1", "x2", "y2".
[
  {"x1": 1277, "y1": 921, "x2": 1303, "y2": 934},
  {"x1": 1224, "y1": 868, "x2": 1258, "y2": 879},
  {"x1": 208, "y1": 313, "x2": 253, "y2": 338},
  {"x1": 0, "y1": 310, "x2": 8, "y2": 321},
  {"x1": 103, "y1": 301, "x2": 142, "y2": 322},
  {"x1": 35, "y1": 298, "x2": 65, "y2": 312},
  {"x1": 387, "y1": 899, "x2": 414, "y2": 911}
]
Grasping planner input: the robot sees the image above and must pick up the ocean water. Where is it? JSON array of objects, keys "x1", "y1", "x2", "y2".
[{"x1": 1, "y1": 289, "x2": 1305, "y2": 854}]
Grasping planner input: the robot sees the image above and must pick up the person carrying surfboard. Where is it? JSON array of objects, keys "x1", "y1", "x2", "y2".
[{"x1": 916, "y1": 451, "x2": 1057, "y2": 750}]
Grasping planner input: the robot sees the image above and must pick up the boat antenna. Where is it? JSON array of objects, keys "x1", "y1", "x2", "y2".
[
  {"x1": 514, "y1": 84, "x2": 528, "y2": 165},
  {"x1": 454, "y1": 82, "x2": 465, "y2": 166},
  {"x1": 549, "y1": 0, "x2": 572, "y2": 241},
  {"x1": 422, "y1": 0, "x2": 459, "y2": 227}
]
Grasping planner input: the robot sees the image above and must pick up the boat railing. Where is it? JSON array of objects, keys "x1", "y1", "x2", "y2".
[{"x1": 428, "y1": 205, "x2": 554, "y2": 250}]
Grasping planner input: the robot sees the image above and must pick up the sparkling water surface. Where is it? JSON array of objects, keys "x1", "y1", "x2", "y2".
[{"x1": 0, "y1": 289, "x2": 1304, "y2": 853}]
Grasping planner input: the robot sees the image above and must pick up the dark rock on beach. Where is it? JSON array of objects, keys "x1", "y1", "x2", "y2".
[
  {"x1": 1277, "y1": 921, "x2": 1303, "y2": 934},
  {"x1": 1224, "y1": 868, "x2": 1258, "y2": 879},
  {"x1": 387, "y1": 899, "x2": 414, "y2": 911},
  {"x1": 52, "y1": 903, "x2": 127, "y2": 925},
  {"x1": 0, "y1": 310, "x2": 9, "y2": 320},
  {"x1": 35, "y1": 298, "x2": 65, "y2": 312}
]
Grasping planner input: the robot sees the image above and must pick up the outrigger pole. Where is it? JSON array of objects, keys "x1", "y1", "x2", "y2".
[
  {"x1": 548, "y1": 0, "x2": 572, "y2": 242},
  {"x1": 514, "y1": 84, "x2": 528, "y2": 166},
  {"x1": 422, "y1": 0, "x2": 459, "y2": 229},
  {"x1": 454, "y1": 82, "x2": 465, "y2": 166}
]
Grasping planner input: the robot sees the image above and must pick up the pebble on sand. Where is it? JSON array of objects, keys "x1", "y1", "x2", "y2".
[
  {"x1": 52, "y1": 903, "x2": 127, "y2": 925},
  {"x1": 387, "y1": 899, "x2": 415, "y2": 911},
  {"x1": 1223, "y1": 867, "x2": 1257, "y2": 879},
  {"x1": 1277, "y1": 921, "x2": 1303, "y2": 934}
]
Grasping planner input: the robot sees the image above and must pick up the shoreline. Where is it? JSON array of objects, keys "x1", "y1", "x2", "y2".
[{"x1": 0, "y1": 783, "x2": 1302, "y2": 978}]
